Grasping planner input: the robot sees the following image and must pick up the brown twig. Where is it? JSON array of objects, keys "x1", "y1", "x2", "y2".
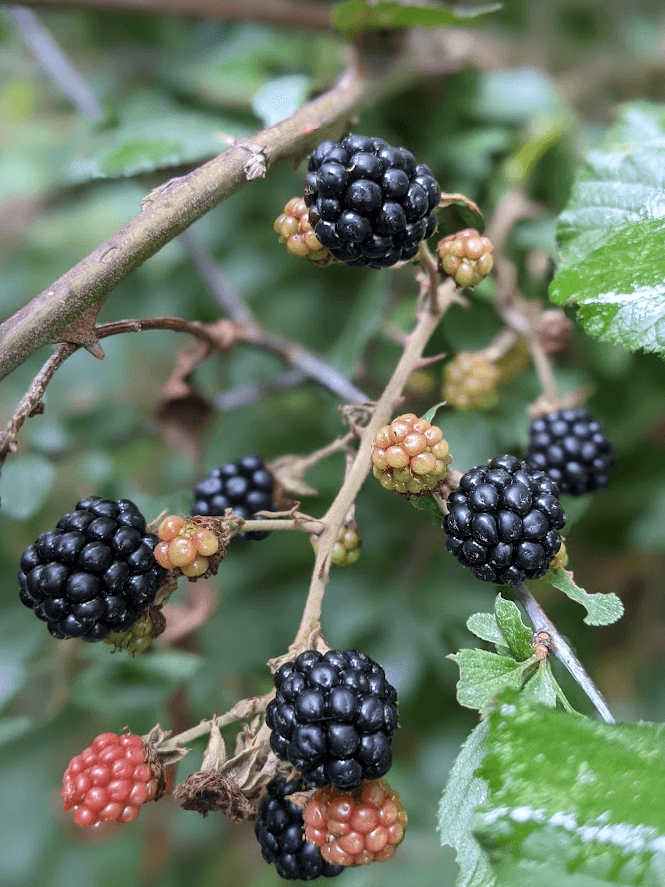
[
  {"x1": 289, "y1": 276, "x2": 460, "y2": 654},
  {"x1": 0, "y1": 45, "x2": 434, "y2": 381},
  {"x1": 20, "y1": 0, "x2": 334, "y2": 31},
  {"x1": 0, "y1": 316, "x2": 229, "y2": 464},
  {"x1": 512, "y1": 581, "x2": 615, "y2": 725}
]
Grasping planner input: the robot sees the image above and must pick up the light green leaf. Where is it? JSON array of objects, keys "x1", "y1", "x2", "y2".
[
  {"x1": 475, "y1": 698, "x2": 665, "y2": 886},
  {"x1": 548, "y1": 567, "x2": 624, "y2": 626},
  {"x1": 494, "y1": 594, "x2": 533, "y2": 660},
  {"x1": 252, "y1": 75, "x2": 311, "y2": 127},
  {"x1": 550, "y1": 101, "x2": 665, "y2": 356},
  {"x1": 438, "y1": 719, "x2": 495, "y2": 887},
  {"x1": 0, "y1": 455, "x2": 54, "y2": 519},
  {"x1": 422, "y1": 401, "x2": 446, "y2": 423},
  {"x1": 518, "y1": 662, "x2": 558, "y2": 708},
  {"x1": 466, "y1": 594, "x2": 532, "y2": 660},
  {"x1": 449, "y1": 649, "x2": 532, "y2": 711},
  {"x1": 332, "y1": 0, "x2": 501, "y2": 31}
]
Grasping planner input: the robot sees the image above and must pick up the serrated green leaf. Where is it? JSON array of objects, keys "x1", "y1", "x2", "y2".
[
  {"x1": 449, "y1": 649, "x2": 533, "y2": 711},
  {"x1": 548, "y1": 567, "x2": 624, "y2": 626},
  {"x1": 475, "y1": 699, "x2": 665, "y2": 886},
  {"x1": 332, "y1": 1, "x2": 501, "y2": 31},
  {"x1": 410, "y1": 493, "x2": 445, "y2": 527},
  {"x1": 0, "y1": 455, "x2": 54, "y2": 519},
  {"x1": 438, "y1": 719, "x2": 496, "y2": 887},
  {"x1": 550, "y1": 100, "x2": 665, "y2": 356},
  {"x1": 466, "y1": 612, "x2": 507, "y2": 649},
  {"x1": 518, "y1": 662, "x2": 558, "y2": 707},
  {"x1": 494, "y1": 594, "x2": 533, "y2": 660}
]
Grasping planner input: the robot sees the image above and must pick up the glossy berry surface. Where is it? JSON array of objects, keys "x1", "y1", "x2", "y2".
[
  {"x1": 304, "y1": 779, "x2": 408, "y2": 866},
  {"x1": 311, "y1": 522, "x2": 361, "y2": 566},
  {"x1": 274, "y1": 197, "x2": 334, "y2": 266},
  {"x1": 444, "y1": 455, "x2": 566, "y2": 585},
  {"x1": 525, "y1": 408, "x2": 616, "y2": 496},
  {"x1": 371, "y1": 413, "x2": 451, "y2": 495},
  {"x1": 436, "y1": 228, "x2": 493, "y2": 287},
  {"x1": 266, "y1": 649, "x2": 398, "y2": 790},
  {"x1": 254, "y1": 776, "x2": 344, "y2": 881},
  {"x1": 192, "y1": 456, "x2": 276, "y2": 541},
  {"x1": 18, "y1": 497, "x2": 165, "y2": 641},
  {"x1": 305, "y1": 135, "x2": 440, "y2": 268},
  {"x1": 61, "y1": 732, "x2": 158, "y2": 827},
  {"x1": 154, "y1": 515, "x2": 219, "y2": 577}
]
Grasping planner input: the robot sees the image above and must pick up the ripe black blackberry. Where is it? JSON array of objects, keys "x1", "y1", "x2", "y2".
[
  {"x1": 304, "y1": 135, "x2": 440, "y2": 268},
  {"x1": 266, "y1": 649, "x2": 399, "y2": 791},
  {"x1": 255, "y1": 776, "x2": 345, "y2": 881},
  {"x1": 444, "y1": 455, "x2": 566, "y2": 585},
  {"x1": 525, "y1": 408, "x2": 616, "y2": 496},
  {"x1": 192, "y1": 456, "x2": 277, "y2": 541},
  {"x1": 18, "y1": 497, "x2": 165, "y2": 642}
]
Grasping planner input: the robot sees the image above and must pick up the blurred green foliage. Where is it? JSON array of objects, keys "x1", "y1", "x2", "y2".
[{"x1": 2, "y1": 2, "x2": 665, "y2": 885}]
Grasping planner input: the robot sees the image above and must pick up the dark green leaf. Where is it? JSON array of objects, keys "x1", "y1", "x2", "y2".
[
  {"x1": 518, "y1": 662, "x2": 558, "y2": 708},
  {"x1": 476, "y1": 698, "x2": 665, "y2": 886},
  {"x1": 550, "y1": 101, "x2": 665, "y2": 356},
  {"x1": 438, "y1": 719, "x2": 496, "y2": 887},
  {"x1": 548, "y1": 567, "x2": 624, "y2": 626},
  {"x1": 252, "y1": 75, "x2": 311, "y2": 127},
  {"x1": 0, "y1": 455, "x2": 54, "y2": 519},
  {"x1": 410, "y1": 493, "x2": 445, "y2": 526},
  {"x1": 326, "y1": 273, "x2": 389, "y2": 376},
  {"x1": 332, "y1": 1, "x2": 501, "y2": 32}
]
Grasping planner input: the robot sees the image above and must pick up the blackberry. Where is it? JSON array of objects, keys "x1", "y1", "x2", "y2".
[
  {"x1": 305, "y1": 135, "x2": 440, "y2": 268},
  {"x1": 266, "y1": 649, "x2": 399, "y2": 790},
  {"x1": 254, "y1": 776, "x2": 345, "y2": 881},
  {"x1": 18, "y1": 497, "x2": 165, "y2": 642},
  {"x1": 444, "y1": 455, "x2": 566, "y2": 585},
  {"x1": 192, "y1": 456, "x2": 277, "y2": 541},
  {"x1": 442, "y1": 351, "x2": 500, "y2": 410},
  {"x1": 371, "y1": 413, "x2": 451, "y2": 495},
  {"x1": 274, "y1": 197, "x2": 335, "y2": 266},
  {"x1": 525, "y1": 408, "x2": 616, "y2": 496}
]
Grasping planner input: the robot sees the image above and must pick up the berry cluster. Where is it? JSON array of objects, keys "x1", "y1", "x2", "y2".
[
  {"x1": 436, "y1": 228, "x2": 494, "y2": 287},
  {"x1": 18, "y1": 497, "x2": 164, "y2": 641},
  {"x1": 303, "y1": 779, "x2": 408, "y2": 866},
  {"x1": 442, "y1": 351, "x2": 500, "y2": 410},
  {"x1": 266, "y1": 649, "x2": 398, "y2": 790},
  {"x1": 525, "y1": 408, "x2": 616, "y2": 496},
  {"x1": 103, "y1": 608, "x2": 154, "y2": 655},
  {"x1": 153, "y1": 515, "x2": 220, "y2": 578},
  {"x1": 254, "y1": 776, "x2": 344, "y2": 881},
  {"x1": 444, "y1": 455, "x2": 566, "y2": 584},
  {"x1": 371, "y1": 413, "x2": 451, "y2": 495},
  {"x1": 61, "y1": 732, "x2": 159, "y2": 828},
  {"x1": 311, "y1": 521, "x2": 362, "y2": 567},
  {"x1": 274, "y1": 197, "x2": 334, "y2": 265},
  {"x1": 304, "y1": 135, "x2": 439, "y2": 268},
  {"x1": 192, "y1": 456, "x2": 277, "y2": 541}
]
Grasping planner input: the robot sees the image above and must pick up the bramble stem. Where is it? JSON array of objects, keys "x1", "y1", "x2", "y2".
[{"x1": 512, "y1": 581, "x2": 615, "y2": 724}]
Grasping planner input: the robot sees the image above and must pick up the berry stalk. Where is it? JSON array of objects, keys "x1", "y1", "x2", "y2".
[
  {"x1": 290, "y1": 275, "x2": 460, "y2": 654},
  {"x1": 511, "y1": 581, "x2": 615, "y2": 724}
]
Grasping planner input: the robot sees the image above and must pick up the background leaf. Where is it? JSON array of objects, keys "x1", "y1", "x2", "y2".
[{"x1": 332, "y1": 1, "x2": 501, "y2": 31}]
